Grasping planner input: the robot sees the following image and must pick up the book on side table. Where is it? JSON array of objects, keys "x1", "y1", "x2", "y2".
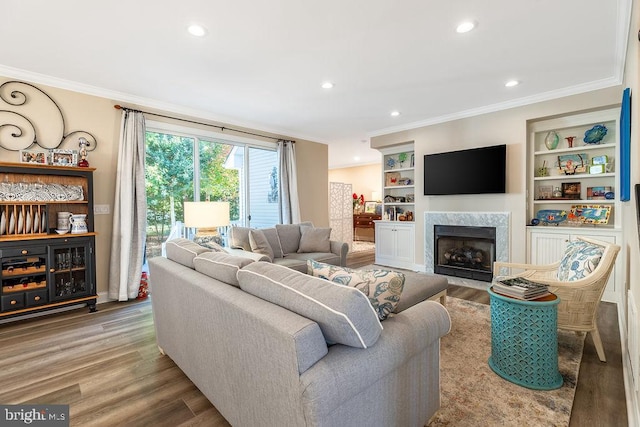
[{"x1": 493, "y1": 277, "x2": 551, "y2": 301}]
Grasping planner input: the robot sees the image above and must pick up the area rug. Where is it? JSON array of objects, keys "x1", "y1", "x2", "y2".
[
  {"x1": 429, "y1": 297, "x2": 586, "y2": 427},
  {"x1": 350, "y1": 241, "x2": 375, "y2": 253}
]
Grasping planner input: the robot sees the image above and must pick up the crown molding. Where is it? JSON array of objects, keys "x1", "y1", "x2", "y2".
[{"x1": 0, "y1": 64, "x2": 328, "y2": 145}]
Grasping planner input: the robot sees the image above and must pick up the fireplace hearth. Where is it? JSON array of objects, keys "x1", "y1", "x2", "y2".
[{"x1": 434, "y1": 225, "x2": 496, "y2": 282}]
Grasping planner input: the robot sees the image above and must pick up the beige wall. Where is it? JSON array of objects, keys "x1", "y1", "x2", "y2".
[
  {"x1": 329, "y1": 163, "x2": 382, "y2": 202},
  {"x1": 371, "y1": 87, "x2": 623, "y2": 267},
  {"x1": 0, "y1": 76, "x2": 329, "y2": 297}
]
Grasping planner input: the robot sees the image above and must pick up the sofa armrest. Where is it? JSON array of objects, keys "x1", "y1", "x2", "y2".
[
  {"x1": 225, "y1": 247, "x2": 271, "y2": 262},
  {"x1": 330, "y1": 240, "x2": 349, "y2": 266},
  {"x1": 300, "y1": 300, "x2": 450, "y2": 418}
]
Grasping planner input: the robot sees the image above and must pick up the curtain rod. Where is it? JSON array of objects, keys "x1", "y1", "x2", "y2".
[{"x1": 113, "y1": 105, "x2": 294, "y2": 143}]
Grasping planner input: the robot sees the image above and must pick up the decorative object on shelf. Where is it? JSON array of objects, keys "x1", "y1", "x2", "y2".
[
  {"x1": 70, "y1": 214, "x2": 88, "y2": 234},
  {"x1": 385, "y1": 172, "x2": 401, "y2": 186},
  {"x1": 19, "y1": 150, "x2": 46, "y2": 164},
  {"x1": 544, "y1": 131, "x2": 560, "y2": 150},
  {"x1": 588, "y1": 164, "x2": 608, "y2": 175},
  {"x1": 605, "y1": 191, "x2": 615, "y2": 200},
  {"x1": 558, "y1": 153, "x2": 587, "y2": 174},
  {"x1": 398, "y1": 178, "x2": 413, "y2": 185},
  {"x1": 569, "y1": 205, "x2": 611, "y2": 225},
  {"x1": 565, "y1": 136, "x2": 576, "y2": 148},
  {"x1": 0, "y1": 80, "x2": 97, "y2": 152},
  {"x1": 410, "y1": 153, "x2": 415, "y2": 167},
  {"x1": 78, "y1": 137, "x2": 90, "y2": 167},
  {"x1": 406, "y1": 193, "x2": 415, "y2": 202},
  {"x1": 384, "y1": 195, "x2": 396, "y2": 203},
  {"x1": 57, "y1": 211, "x2": 73, "y2": 232},
  {"x1": 561, "y1": 182, "x2": 581, "y2": 199},
  {"x1": 385, "y1": 157, "x2": 396, "y2": 169},
  {"x1": 0, "y1": 182, "x2": 84, "y2": 202},
  {"x1": 538, "y1": 185, "x2": 553, "y2": 200},
  {"x1": 620, "y1": 88, "x2": 631, "y2": 201},
  {"x1": 552, "y1": 187, "x2": 563, "y2": 198},
  {"x1": 530, "y1": 218, "x2": 540, "y2": 226},
  {"x1": 536, "y1": 209, "x2": 568, "y2": 225},
  {"x1": 536, "y1": 161, "x2": 549, "y2": 177},
  {"x1": 406, "y1": 211, "x2": 414, "y2": 221},
  {"x1": 591, "y1": 155, "x2": 608, "y2": 165},
  {"x1": 583, "y1": 124, "x2": 608, "y2": 144},
  {"x1": 398, "y1": 152, "x2": 408, "y2": 167},
  {"x1": 587, "y1": 186, "x2": 613, "y2": 200},
  {"x1": 48, "y1": 149, "x2": 78, "y2": 166}
]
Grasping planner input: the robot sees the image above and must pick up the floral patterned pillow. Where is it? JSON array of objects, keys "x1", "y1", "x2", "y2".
[
  {"x1": 556, "y1": 240, "x2": 604, "y2": 281},
  {"x1": 307, "y1": 260, "x2": 404, "y2": 321}
]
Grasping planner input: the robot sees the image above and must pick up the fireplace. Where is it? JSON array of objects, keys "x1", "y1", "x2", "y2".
[{"x1": 434, "y1": 225, "x2": 496, "y2": 282}]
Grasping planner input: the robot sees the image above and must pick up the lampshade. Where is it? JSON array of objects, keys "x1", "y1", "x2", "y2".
[
  {"x1": 184, "y1": 201, "x2": 230, "y2": 228},
  {"x1": 371, "y1": 191, "x2": 381, "y2": 202}
]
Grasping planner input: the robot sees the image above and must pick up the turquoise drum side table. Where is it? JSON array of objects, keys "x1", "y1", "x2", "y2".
[{"x1": 488, "y1": 287, "x2": 563, "y2": 390}]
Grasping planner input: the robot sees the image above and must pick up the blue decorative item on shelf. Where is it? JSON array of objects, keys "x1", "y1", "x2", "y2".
[
  {"x1": 536, "y1": 209, "x2": 568, "y2": 225},
  {"x1": 385, "y1": 158, "x2": 396, "y2": 169},
  {"x1": 583, "y1": 124, "x2": 608, "y2": 144},
  {"x1": 530, "y1": 218, "x2": 540, "y2": 226}
]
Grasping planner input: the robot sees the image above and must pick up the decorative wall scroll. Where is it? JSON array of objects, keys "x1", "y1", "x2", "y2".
[{"x1": 0, "y1": 80, "x2": 97, "y2": 152}]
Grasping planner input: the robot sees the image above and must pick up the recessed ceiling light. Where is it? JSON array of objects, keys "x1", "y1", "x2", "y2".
[
  {"x1": 187, "y1": 24, "x2": 208, "y2": 37},
  {"x1": 390, "y1": 111, "x2": 401, "y2": 117},
  {"x1": 505, "y1": 80, "x2": 520, "y2": 87},
  {"x1": 321, "y1": 82, "x2": 334, "y2": 89},
  {"x1": 456, "y1": 21, "x2": 476, "y2": 33},
  {"x1": 354, "y1": 156, "x2": 361, "y2": 161}
]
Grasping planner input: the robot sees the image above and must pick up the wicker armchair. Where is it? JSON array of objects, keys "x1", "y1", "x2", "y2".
[{"x1": 493, "y1": 236, "x2": 620, "y2": 362}]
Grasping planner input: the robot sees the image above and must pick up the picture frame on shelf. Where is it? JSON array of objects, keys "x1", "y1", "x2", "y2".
[
  {"x1": 587, "y1": 186, "x2": 613, "y2": 200},
  {"x1": 48, "y1": 149, "x2": 78, "y2": 166},
  {"x1": 538, "y1": 185, "x2": 553, "y2": 200},
  {"x1": 569, "y1": 205, "x2": 611, "y2": 225},
  {"x1": 561, "y1": 182, "x2": 581, "y2": 199},
  {"x1": 385, "y1": 172, "x2": 401, "y2": 186},
  {"x1": 364, "y1": 201, "x2": 377, "y2": 214},
  {"x1": 19, "y1": 150, "x2": 46, "y2": 164},
  {"x1": 558, "y1": 153, "x2": 588, "y2": 174}
]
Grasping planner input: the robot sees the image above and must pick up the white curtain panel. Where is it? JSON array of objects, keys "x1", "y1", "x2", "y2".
[
  {"x1": 108, "y1": 110, "x2": 147, "y2": 301},
  {"x1": 278, "y1": 140, "x2": 301, "y2": 224}
]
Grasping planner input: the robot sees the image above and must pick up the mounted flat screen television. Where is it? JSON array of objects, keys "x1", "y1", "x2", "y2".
[{"x1": 424, "y1": 144, "x2": 506, "y2": 195}]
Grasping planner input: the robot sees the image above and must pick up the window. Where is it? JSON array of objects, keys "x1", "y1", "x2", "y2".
[{"x1": 144, "y1": 121, "x2": 278, "y2": 258}]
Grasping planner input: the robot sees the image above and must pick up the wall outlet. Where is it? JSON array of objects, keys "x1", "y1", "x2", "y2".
[{"x1": 94, "y1": 204, "x2": 110, "y2": 215}]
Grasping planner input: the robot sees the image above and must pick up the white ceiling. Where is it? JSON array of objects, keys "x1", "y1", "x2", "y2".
[{"x1": 0, "y1": 0, "x2": 631, "y2": 168}]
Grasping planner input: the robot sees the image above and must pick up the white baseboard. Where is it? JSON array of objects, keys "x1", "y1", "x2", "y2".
[{"x1": 625, "y1": 290, "x2": 640, "y2": 426}]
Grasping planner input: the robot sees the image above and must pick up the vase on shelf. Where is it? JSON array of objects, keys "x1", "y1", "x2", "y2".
[
  {"x1": 565, "y1": 136, "x2": 576, "y2": 148},
  {"x1": 544, "y1": 131, "x2": 560, "y2": 150}
]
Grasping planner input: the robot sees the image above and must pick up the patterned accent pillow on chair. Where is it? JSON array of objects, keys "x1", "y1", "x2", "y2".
[
  {"x1": 556, "y1": 240, "x2": 604, "y2": 281},
  {"x1": 307, "y1": 260, "x2": 404, "y2": 321}
]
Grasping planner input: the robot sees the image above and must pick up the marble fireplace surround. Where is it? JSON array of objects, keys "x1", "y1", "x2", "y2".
[{"x1": 425, "y1": 212, "x2": 510, "y2": 284}]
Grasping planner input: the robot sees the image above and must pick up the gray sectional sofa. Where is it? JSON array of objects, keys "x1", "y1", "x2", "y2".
[
  {"x1": 149, "y1": 238, "x2": 451, "y2": 427},
  {"x1": 225, "y1": 222, "x2": 348, "y2": 272}
]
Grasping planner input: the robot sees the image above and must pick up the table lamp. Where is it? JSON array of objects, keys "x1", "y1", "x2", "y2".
[{"x1": 184, "y1": 201, "x2": 230, "y2": 241}]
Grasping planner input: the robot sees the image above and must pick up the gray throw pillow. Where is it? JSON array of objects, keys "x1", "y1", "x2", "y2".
[
  {"x1": 275, "y1": 224, "x2": 302, "y2": 255},
  {"x1": 298, "y1": 227, "x2": 331, "y2": 253},
  {"x1": 193, "y1": 252, "x2": 254, "y2": 287},
  {"x1": 261, "y1": 227, "x2": 284, "y2": 259},
  {"x1": 249, "y1": 229, "x2": 274, "y2": 261},
  {"x1": 229, "y1": 226, "x2": 252, "y2": 251},
  {"x1": 238, "y1": 262, "x2": 382, "y2": 348},
  {"x1": 165, "y1": 238, "x2": 212, "y2": 268}
]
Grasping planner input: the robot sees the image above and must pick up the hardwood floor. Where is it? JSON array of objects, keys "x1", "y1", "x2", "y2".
[{"x1": 0, "y1": 249, "x2": 627, "y2": 426}]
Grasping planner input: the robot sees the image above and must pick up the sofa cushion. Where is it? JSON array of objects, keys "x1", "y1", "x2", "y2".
[
  {"x1": 275, "y1": 224, "x2": 302, "y2": 255},
  {"x1": 262, "y1": 227, "x2": 284, "y2": 259},
  {"x1": 165, "y1": 238, "x2": 212, "y2": 268},
  {"x1": 249, "y1": 229, "x2": 274, "y2": 261},
  {"x1": 308, "y1": 260, "x2": 404, "y2": 321},
  {"x1": 229, "y1": 226, "x2": 252, "y2": 251},
  {"x1": 238, "y1": 262, "x2": 382, "y2": 348},
  {"x1": 557, "y1": 239, "x2": 604, "y2": 281},
  {"x1": 298, "y1": 227, "x2": 331, "y2": 253},
  {"x1": 193, "y1": 252, "x2": 254, "y2": 287}
]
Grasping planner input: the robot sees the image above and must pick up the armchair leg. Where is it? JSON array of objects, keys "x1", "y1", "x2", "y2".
[{"x1": 591, "y1": 326, "x2": 606, "y2": 362}]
